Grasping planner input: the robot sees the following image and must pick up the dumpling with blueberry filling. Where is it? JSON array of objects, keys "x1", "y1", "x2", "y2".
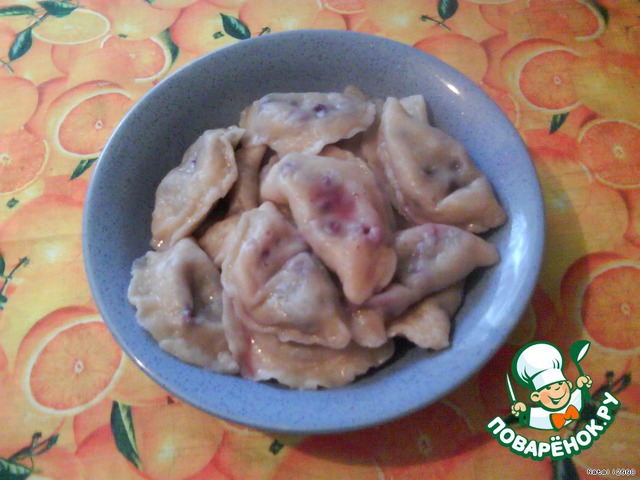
[
  {"x1": 371, "y1": 97, "x2": 507, "y2": 232},
  {"x1": 240, "y1": 91, "x2": 376, "y2": 156},
  {"x1": 128, "y1": 237, "x2": 238, "y2": 374},
  {"x1": 227, "y1": 144, "x2": 267, "y2": 216},
  {"x1": 221, "y1": 202, "x2": 351, "y2": 349},
  {"x1": 366, "y1": 223, "x2": 500, "y2": 317},
  {"x1": 150, "y1": 127, "x2": 244, "y2": 250},
  {"x1": 260, "y1": 152, "x2": 397, "y2": 305},
  {"x1": 387, "y1": 283, "x2": 464, "y2": 350},
  {"x1": 197, "y1": 144, "x2": 267, "y2": 267},
  {"x1": 198, "y1": 214, "x2": 241, "y2": 269}
]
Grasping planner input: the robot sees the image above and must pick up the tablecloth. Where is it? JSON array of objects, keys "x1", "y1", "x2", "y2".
[{"x1": 0, "y1": 0, "x2": 638, "y2": 479}]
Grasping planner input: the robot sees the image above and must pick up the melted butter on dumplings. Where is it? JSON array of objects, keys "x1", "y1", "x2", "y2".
[{"x1": 128, "y1": 88, "x2": 507, "y2": 389}]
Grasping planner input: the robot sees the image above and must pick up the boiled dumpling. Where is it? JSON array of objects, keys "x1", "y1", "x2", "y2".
[
  {"x1": 240, "y1": 91, "x2": 376, "y2": 156},
  {"x1": 348, "y1": 307, "x2": 387, "y2": 348},
  {"x1": 250, "y1": 252, "x2": 352, "y2": 348},
  {"x1": 387, "y1": 283, "x2": 464, "y2": 350},
  {"x1": 368, "y1": 97, "x2": 507, "y2": 232},
  {"x1": 366, "y1": 223, "x2": 499, "y2": 316},
  {"x1": 227, "y1": 144, "x2": 267, "y2": 216},
  {"x1": 260, "y1": 152, "x2": 396, "y2": 304},
  {"x1": 198, "y1": 214, "x2": 241, "y2": 269},
  {"x1": 151, "y1": 127, "x2": 244, "y2": 250},
  {"x1": 221, "y1": 202, "x2": 351, "y2": 349},
  {"x1": 128, "y1": 237, "x2": 238, "y2": 373},
  {"x1": 196, "y1": 144, "x2": 267, "y2": 268},
  {"x1": 221, "y1": 202, "x2": 307, "y2": 304},
  {"x1": 398, "y1": 94, "x2": 429, "y2": 123}
]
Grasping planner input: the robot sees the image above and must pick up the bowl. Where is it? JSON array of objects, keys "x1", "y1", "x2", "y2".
[{"x1": 83, "y1": 30, "x2": 544, "y2": 434}]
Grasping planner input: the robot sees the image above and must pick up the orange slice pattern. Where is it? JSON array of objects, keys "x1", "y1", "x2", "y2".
[
  {"x1": 14, "y1": 307, "x2": 124, "y2": 415},
  {"x1": 578, "y1": 118, "x2": 640, "y2": 189},
  {"x1": 45, "y1": 81, "x2": 135, "y2": 157},
  {"x1": 0, "y1": 129, "x2": 49, "y2": 194}
]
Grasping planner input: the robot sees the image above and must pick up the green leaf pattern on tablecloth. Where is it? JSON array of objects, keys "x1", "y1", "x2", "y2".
[{"x1": 111, "y1": 401, "x2": 142, "y2": 470}]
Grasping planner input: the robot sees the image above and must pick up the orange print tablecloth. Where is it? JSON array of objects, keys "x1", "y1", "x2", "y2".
[{"x1": 0, "y1": 0, "x2": 639, "y2": 479}]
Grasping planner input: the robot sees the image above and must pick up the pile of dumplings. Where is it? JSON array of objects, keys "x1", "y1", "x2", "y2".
[{"x1": 128, "y1": 87, "x2": 507, "y2": 389}]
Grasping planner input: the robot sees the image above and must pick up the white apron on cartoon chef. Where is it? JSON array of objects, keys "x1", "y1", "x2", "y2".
[{"x1": 509, "y1": 341, "x2": 593, "y2": 431}]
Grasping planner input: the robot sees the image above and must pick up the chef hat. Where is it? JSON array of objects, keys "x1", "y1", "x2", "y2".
[{"x1": 512, "y1": 342, "x2": 567, "y2": 391}]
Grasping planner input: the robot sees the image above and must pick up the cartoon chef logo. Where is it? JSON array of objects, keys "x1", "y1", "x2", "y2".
[{"x1": 508, "y1": 341, "x2": 593, "y2": 431}]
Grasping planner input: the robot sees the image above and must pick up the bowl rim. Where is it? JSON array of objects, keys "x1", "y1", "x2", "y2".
[{"x1": 83, "y1": 29, "x2": 545, "y2": 434}]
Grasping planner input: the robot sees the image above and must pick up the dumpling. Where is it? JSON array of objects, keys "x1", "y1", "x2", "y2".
[
  {"x1": 348, "y1": 307, "x2": 387, "y2": 348},
  {"x1": 227, "y1": 144, "x2": 267, "y2": 216},
  {"x1": 151, "y1": 127, "x2": 244, "y2": 250},
  {"x1": 221, "y1": 202, "x2": 351, "y2": 349},
  {"x1": 250, "y1": 252, "x2": 351, "y2": 347},
  {"x1": 366, "y1": 223, "x2": 500, "y2": 316},
  {"x1": 358, "y1": 93, "x2": 428, "y2": 174},
  {"x1": 198, "y1": 214, "x2": 241, "y2": 269},
  {"x1": 240, "y1": 91, "x2": 376, "y2": 155},
  {"x1": 258, "y1": 150, "x2": 281, "y2": 185},
  {"x1": 223, "y1": 293, "x2": 394, "y2": 389},
  {"x1": 260, "y1": 153, "x2": 397, "y2": 305},
  {"x1": 398, "y1": 94, "x2": 429, "y2": 123},
  {"x1": 221, "y1": 202, "x2": 307, "y2": 304},
  {"x1": 348, "y1": 282, "x2": 463, "y2": 350},
  {"x1": 368, "y1": 97, "x2": 507, "y2": 232},
  {"x1": 318, "y1": 144, "x2": 360, "y2": 162},
  {"x1": 387, "y1": 283, "x2": 464, "y2": 350},
  {"x1": 348, "y1": 283, "x2": 463, "y2": 350},
  {"x1": 197, "y1": 145, "x2": 267, "y2": 267},
  {"x1": 128, "y1": 237, "x2": 238, "y2": 374}
]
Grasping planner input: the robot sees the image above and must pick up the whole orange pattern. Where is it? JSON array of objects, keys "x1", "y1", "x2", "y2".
[{"x1": 0, "y1": 1, "x2": 638, "y2": 478}]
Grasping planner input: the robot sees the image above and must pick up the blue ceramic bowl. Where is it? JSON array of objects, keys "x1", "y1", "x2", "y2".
[{"x1": 83, "y1": 30, "x2": 544, "y2": 434}]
